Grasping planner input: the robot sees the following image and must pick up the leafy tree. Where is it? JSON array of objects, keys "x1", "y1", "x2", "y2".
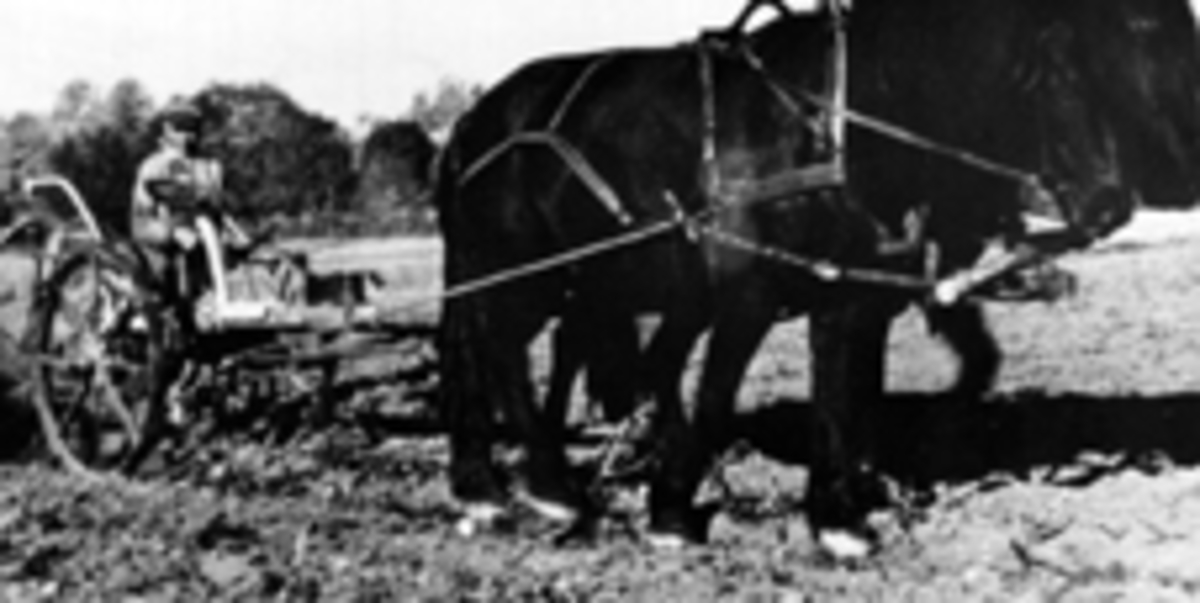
[
  {"x1": 4, "y1": 112, "x2": 53, "y2": 183},
  {"x1": 0, "y1": 118, "x2": 11, "y2": 194},
  {"x1": 354, "y1": 119, "x2": 436, "y2": 211},
  {"x1": 50, "y1": 79, "x2": 101, "y2": 131},
  {"x1": 191, "y1": 83, "x2": 356, "y2": 223},
  {"x1": 406, "y1": 78, "x2": 482, "y2": 139},
  {"x1": 45, "y1": 79, "x2": 156, "y2": 234},
  {"x1": 104, "y1": 80, "x2": 155, "y2": 134}
]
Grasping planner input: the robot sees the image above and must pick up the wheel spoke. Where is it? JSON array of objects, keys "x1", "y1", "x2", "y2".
[
  {"x1": 31, "y1": 248, "x2": 166, "y2": 476},
  {"x1": 60, "y1": 366, "x2": 95, "y2": 429},
  {"x1": 94, "y1": 364, "x2": 141, "y2": 452},
  {"x1": 56, "y1": 303, "x2": 91, "y2": 343}
]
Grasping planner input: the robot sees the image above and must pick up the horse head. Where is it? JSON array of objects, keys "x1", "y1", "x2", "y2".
[
  {"x1": 747, "y1": 2, "x2": 1153, "y2": 251},
  {"x1": 734, "y1": 0, "x2": 1200, "y2": 305},
  {"x1": 1068, "y1": 0, "x2": 1200, "y2": 210},
  {"x1": 1023, "y1": 17, "x2": 1134, "y2": 243},
  {"x1": 1003, "y1": 0, "x2": 1200, "y2": 240}
]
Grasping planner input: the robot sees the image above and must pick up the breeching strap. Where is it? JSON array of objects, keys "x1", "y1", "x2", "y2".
[{"x1": 458, "y1": 131, "x2": 636, "y2": 225}]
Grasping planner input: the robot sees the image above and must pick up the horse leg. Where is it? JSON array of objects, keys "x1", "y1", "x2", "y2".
[
  {"x1": 441, "y1": 294, "x2": 511, "y2": 521},
  {"x1": 445, "y1": 278, "x2": 585, "y2": 527},
  {"x1": 806, "y1": 297, "x2": 896, "y2": 559},
  {"x1": 636, "y1": 307, "x2": 708, "y2": 435},
  {"x1": 545, "y1": 302, "x2": 641, "y2": 435},
  {"x1": 924, "y1": 302, "x2": 1000, "y2": 399},
  {"x1": 509, "y1": 350, "x2": 590, "y2": 523},
  {"x1": 648, "y1": 283, "x2": 775, "y2": 547},
  {"x1": 463, "y1": 281, "x2": 585, "y2": 525},
  {"x1": 544, "y1": 312, "x2": 589, "y2": 442},
  {"x1": 583, "y1": 312, "x2": 641, "y2": 423}
]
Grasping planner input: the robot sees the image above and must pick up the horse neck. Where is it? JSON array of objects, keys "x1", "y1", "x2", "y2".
[
  {"x1": 849, "y1": 0, "x2": 1043, "y2": 238},
  {"x1": 745, "y1": 14, "x2": 834, "y2": 88}
]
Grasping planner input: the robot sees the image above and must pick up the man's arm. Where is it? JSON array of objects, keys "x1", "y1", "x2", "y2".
[{"x1": 131, "y1": 154, "x2": 177, "y2": 242}]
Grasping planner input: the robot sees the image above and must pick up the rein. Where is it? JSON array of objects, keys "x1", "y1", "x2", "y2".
[{"x1": 731, "y1": 37, "x2": 1053, "y2": 204}]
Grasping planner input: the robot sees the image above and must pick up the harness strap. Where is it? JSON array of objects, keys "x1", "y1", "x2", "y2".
[
  {"x1": 807, "y1": 90, "x2": 1045, "y2": 190},
  {"x1": 697, "y1": 223, "x2": 931, "y2": 290},
  {"x1": 458, "y1": 131, "x2": 635, "y2": 225},
  {"x1": 827, "y1": 0, "x2": 848, "y2": 171},
  {"x1": 698, "y1": 42, "x2": 721, "y2": 199},
  {"x1": 698, "y1": 33, "x2": 833, "y2": 208},
  {"x1": 714, "y1": 163, "x2": 844, "y2": 207},
  {"x1": 374, "y1": 194, "x2": 927, "y2": 327},
  {"x1": 734, "y1": 46, "x2": 1049, "y2": 197},
  {"x1": 370, "y1": 216, "x2": 685, "y2": 326},
  {"x1": 548, "y1": 54, "x2": 615, "y2": 131}
]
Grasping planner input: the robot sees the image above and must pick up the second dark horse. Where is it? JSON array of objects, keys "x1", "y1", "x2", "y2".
[{"x1": 435, "y1": 0, "x2": 1200, "y2": 556}]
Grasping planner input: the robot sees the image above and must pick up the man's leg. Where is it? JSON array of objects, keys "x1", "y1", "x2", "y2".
[{"x1": 194, "y1": 218, "x2": 232, "y2": 317}]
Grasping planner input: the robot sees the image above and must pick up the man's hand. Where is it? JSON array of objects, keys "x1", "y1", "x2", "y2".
[{"x1": 172, "y1": 224, "x2": 199, "y2": 250}]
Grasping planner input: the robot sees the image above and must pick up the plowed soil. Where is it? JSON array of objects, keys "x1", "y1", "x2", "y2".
[{"x1": 3, "y1": 211, "x2": 1200, "y2": 601}]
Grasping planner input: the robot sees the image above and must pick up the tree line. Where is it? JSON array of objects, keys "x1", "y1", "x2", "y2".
[{"x1": 0, "y1": 78, "x2": 482, "y2": 237}]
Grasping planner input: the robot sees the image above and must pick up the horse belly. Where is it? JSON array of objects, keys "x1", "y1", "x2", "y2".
[{"x1": 574, "y1": 235, "x2": 709, "y2": 315}]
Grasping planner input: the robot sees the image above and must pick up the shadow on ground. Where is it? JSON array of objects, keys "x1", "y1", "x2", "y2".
[{"x1": 736, "y1": 391, "x2": 1200, "y2": 488}]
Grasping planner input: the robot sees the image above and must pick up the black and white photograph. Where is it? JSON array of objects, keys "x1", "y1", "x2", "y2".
[{"x1": 3, "y1": 0, "x2": 1200, "y2": 599}]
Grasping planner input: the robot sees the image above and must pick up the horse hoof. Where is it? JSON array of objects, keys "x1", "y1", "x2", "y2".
[
  {"x1": 645, "y1": 509, "x2": 707, "y2": 550},
  {"x1": 454, "y1": 502, "x2": 508, "y2": 538},
  {"x1": 644, "y1": 530, "x2": 691, "y2": 550},
  {"x1": 517, "y1": 491, "x2": 581, "y2": 524},
  {"x1": 816, "y1": 528, "x2": 874, "y2": 561}
]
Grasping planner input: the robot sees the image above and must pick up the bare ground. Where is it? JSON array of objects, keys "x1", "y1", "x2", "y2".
[{"x1": 4, "y1": 212, "x2": 1200, "y2": 601}]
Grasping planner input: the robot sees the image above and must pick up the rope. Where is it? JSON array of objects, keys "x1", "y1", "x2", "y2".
[
  {"x1": 696, "y1": 223, "x2": 932, "y2": 290},
  {"x1": 801, "y1": 89, "x2": 1044, "y2": 189},
  {"x1": 371, "y1": 203, "x2": 933, "y2": 327},
  {"x1": 733, "y1": 46, "x2": 1047, "y2": 194},
  {"x1": 371, "y1": 216, "x2": 686, "y2": 323}
]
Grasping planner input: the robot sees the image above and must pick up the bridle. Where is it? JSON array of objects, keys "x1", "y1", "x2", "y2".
[
  {"x1": 713, "y1": 10, "x2": 1128, "y2": 247},
  {"x1": 1025, "y1": 22, "x2": 1128, "y2": 241}
]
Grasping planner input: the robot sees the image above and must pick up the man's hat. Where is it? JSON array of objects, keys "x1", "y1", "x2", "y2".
[{"x1": 159, "y1": 100, "x2": 202, "y2": 133}]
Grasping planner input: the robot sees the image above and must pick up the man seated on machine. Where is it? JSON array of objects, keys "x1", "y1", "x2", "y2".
[{"x1": 130, "y1": 101, "x2": 277, "y2": 324}]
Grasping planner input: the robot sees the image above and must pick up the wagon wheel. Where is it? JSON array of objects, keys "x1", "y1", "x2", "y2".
[{"x1": 28, "y1": 244, "x2": 173, "y2": 480}]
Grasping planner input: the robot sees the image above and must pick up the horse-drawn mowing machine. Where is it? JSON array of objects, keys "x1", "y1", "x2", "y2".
[{"x1": 12, "y1": 176, "x2": 438, "y2": 480}]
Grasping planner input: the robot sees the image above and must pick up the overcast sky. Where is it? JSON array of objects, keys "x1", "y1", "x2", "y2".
[{"x1": 0, "y1": 0, "x2": 799, "y2": 128}]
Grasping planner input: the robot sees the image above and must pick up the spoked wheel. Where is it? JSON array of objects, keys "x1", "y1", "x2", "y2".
[{"x1": 28, "y1": 244, "x2": 173, "y2": 480}]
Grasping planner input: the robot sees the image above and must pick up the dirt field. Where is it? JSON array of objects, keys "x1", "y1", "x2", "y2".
[{"x1": 4, "y1": 211, "x2": 1200, "y2": 601}]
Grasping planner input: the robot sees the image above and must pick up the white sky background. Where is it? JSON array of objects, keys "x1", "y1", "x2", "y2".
[{"x1": 1, "y1": 0, "x2": 801, "y2": 129}]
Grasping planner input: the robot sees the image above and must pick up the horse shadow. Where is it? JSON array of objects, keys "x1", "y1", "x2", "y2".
[{"x1": 735, "y1": 390, "x2": 1200, "y2": 489}]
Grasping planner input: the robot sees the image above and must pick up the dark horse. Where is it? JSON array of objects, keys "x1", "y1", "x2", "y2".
[{"x1": 435, "y1": 0, "x2": 1200, "y2": 555}]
